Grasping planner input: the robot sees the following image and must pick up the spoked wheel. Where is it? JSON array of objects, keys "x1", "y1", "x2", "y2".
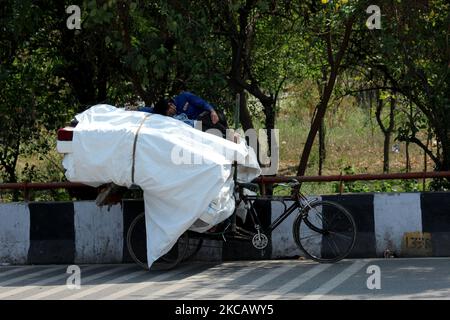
[
  {"x1": 293, "y1": 201, "x2": 357, "y2": 263},
  {"x1": 126, "y1": 212, "x2": 189, "y2": 270}
]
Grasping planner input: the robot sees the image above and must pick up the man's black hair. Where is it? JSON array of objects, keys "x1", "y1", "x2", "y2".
[{"x1": 153, "y1": 98, "x2": 170, "y2": 115}]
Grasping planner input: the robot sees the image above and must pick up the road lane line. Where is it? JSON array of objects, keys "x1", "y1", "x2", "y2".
[
  {"x1": 0, "y1": 265, "x2": 103, "y2": 299},
  {"x1": 258, "y1": 263, "x2": 332, "y2": 299},
  {"x1": 0, "y1": 266, "x2": 62, "y2": 287},
  {"x1": 24, "y1": 265, "x2": 135, "y2": 300},
  {"x1": 219, "y1": 264, "x2": 298, "y2": 300},
  {"x1": 100, "y1": 263, "x2": 201, "y2": 300},
  {"x1": 302, "y1": 260, "x2": 368, "y2": 300}
]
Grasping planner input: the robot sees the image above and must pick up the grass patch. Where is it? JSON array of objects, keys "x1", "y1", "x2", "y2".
[{"x1": 275, "y1": 86, "x2": 435, "y2": 194}]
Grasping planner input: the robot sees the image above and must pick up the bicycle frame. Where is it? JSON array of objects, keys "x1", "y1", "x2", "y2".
[{"x1": 236, "y1": 188, "x2": 320, "y2": 237}]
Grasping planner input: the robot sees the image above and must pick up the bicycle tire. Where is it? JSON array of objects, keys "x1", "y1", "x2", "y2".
[
  {"x1": 292, "y1": 200, "x2": 357, "y2": 263},
  {"x1": 159, "y1": 232, "x2": 189, "y2": 266},
  {"x1": 126, "y1": 212, "x2": 188, "y2": 270},
  {"x1": 182, "y1": 238, "x2": 204, "y2": 262}
]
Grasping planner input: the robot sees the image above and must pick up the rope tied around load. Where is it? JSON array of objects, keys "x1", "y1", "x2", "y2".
[{"x1": 132, "y1": 113, "x2": 152, "y2": 184}]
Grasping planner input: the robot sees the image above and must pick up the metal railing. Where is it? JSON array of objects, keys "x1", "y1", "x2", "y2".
[
  {"x1": 0, "y1": 182, "x2": 91, "y2": 201},
  {"x1": 1, "y1": 171, "x2": 450, "y2": 200},
  {"x1": 253, "y1": 171, "x2": 450, "y2": 195}
]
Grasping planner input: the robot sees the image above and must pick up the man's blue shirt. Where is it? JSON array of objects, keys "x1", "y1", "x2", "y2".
[
  {"x1": 137, "y1": 106, "x2": 195, "y2": 127},
  {"x1": 173, "y1": 113, "x2": 195, "y2": 127},
  {"x1": 172, "y1": 91, "x2": 214, "y2": 120}
]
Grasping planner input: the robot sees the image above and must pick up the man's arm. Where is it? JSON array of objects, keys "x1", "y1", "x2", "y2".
[
  {"x1": 183, "y1": 91, "x2": 213, "y2": 111},
  {"x1": 184, "y1": 92, "x2": 219, "y2": 124}
]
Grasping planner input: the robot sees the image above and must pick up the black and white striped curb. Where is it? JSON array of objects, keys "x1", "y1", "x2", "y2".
[
  {"x1": 272, "y1": 193, "x2": 450, "y2": 259},
  {"x1": 1, "y1": 193, "x2": 449, "y2": 264},
  {"x1": 0, "y1": 199, "x2": 269, "y2": 264}
]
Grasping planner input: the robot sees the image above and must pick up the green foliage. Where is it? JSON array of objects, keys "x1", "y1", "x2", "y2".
[
  {"x1": 1, "y1": 0, "x2": 449, "y2": 201},
  {"x1": 0, "y1": 13, "x2": 74, "y2": 185},
  {"x1": 366, "y1": 0, "x2": 450, "y2": 172}
]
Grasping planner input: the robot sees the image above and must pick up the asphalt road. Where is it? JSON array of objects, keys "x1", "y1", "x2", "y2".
[{"x1": 1, "y1": 258, "x2": 450, "y2": 300}]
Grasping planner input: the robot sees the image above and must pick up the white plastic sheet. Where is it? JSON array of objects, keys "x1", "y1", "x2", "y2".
[{"x1": 62, "y1": 104, "x2": 261, "y2": 268}]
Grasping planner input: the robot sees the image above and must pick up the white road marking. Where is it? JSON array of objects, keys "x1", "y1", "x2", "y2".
[
  {"x1": 0, "y1": 267, "x2": 41, "y2": 279},
  {"x1": 219, "y1": 264, "x2": 298, "y2": 300},
  {"x1": 0, "y1": 265, "x2": 103, "y2": 299},
  {"x1": 24, "y1": 265, "x2": 133, "y2": 300},
  {"x1": 4, "y1": 259, "x2": 450, "y2": 300},
  {"x1": 141, "y1": 261, "x2": 268, "y2": 300},
  {"x1": 181, "y1": 263, "x2": 272, "y2": 300},
  {"x1": 258, "y1": 263, "x2": 332, "y2": 299},
  {"x1": 60, "y1": 266, "x2": 148, "y2": 300},
  {"x1": 99, "y1": 263, "x2": 201, "y2": 300},
  {"x1": 0, "y1": 266, "x2": 61, "y2": 287},
  {"x1": 302, "y1": 260, "x2": 368, "y2": 300}
]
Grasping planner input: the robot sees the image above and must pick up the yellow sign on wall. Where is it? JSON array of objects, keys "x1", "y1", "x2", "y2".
[{"x1": 401, "y1": 232, "x2": 432, "y2": 256}]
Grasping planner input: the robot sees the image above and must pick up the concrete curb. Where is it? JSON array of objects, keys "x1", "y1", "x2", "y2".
[
  {"x1": 1, "y1": 192, "x2": 449, "y2": 265},
  {"x1": 271, "y1": 192, "x2": 450, "y2": 259},
  {"x1": 0, "y1": 200, "x2": 232, "y2": 265}
]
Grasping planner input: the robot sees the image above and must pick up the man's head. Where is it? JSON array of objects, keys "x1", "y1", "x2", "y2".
[{"x1": 154, "y1": 98, "x2": 177, "y2": 116}]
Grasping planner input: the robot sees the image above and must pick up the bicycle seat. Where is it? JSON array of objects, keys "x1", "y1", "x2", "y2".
[{"x1": 236, "y1": 182, "x2": 259, "y2": 192}]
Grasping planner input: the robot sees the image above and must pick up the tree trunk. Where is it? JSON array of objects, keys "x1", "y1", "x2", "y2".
[
  {"x1": 263, "y1": 100, "x2": 276, "y2": 157},
  {"x1": 3, "y1": 164, "x2": 19, "y2": 201},
  {"x1": 296, "y1": 17, "x2": 354, "y2": 177},
  {"x1": 238, "y1": 90, "x2": 253, "y2": 131},
  {"x1": 376, "y1": 94, "x2": 396, "y2": 173},
  {"x1": 383, "y1": 133, "x2": 391, "y2": 173},
  {"x1": 318, "y1": 118, "x2": 326, "y2": 176},
  {"x1": 4, "y1": 165, "x2": 16, "y2": 185},
  {"x1": 405, "y1": 141, "x2": 411, "y2": 172},
  {"x1": 429, "y1": 131, "x2": 450, "y2": 190},
  {"x1": 263, "y1": 100, "x2": 276, "y2": 195},
  {"x1": 438, "y1": 131, "x2": 450, "y2": 171},
  {"x1": 424, "y1": 129, "x2": 430, "y2": 190}
]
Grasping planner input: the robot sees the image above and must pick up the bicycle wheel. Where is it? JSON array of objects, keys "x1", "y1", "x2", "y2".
[
  {"x1": 159, "y1": 232, "x2": 189, "y2": 266},
  {"x1": 293, "y1": 201, "x2": 356, "y2": 263},
  {"x1": 182, "y1": 237, "x2": 204, "y2": 262},
  {"x1": 126, "y1": 212, "x2": 188, "y2": 270}
]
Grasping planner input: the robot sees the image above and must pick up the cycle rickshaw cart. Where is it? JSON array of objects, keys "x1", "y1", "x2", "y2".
[
  {"x1": 57, "y1": 106, "x2": 357, "y2": 271},
  {"x1": 126, "y1": 163, "x2": 358, "y2": 271}
]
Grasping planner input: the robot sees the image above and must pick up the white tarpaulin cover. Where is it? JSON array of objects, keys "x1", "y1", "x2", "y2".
[{"x1": 62, "y1": 104, "x2": 261, "y2": 268}]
